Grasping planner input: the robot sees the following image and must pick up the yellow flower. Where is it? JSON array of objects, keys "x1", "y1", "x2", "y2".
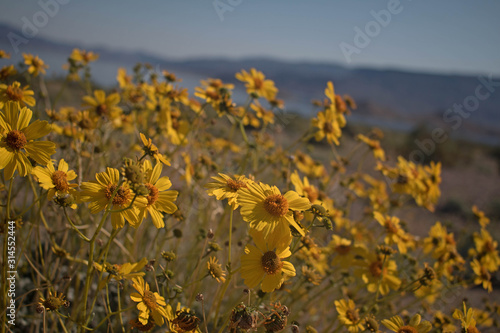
[
  {"x1": 82, "y1": 89, "x2": 122, "y2": 125},
  {"x1": 355, "y1": 251, "x2": 401, "y2": 295},
  {"x1": 0, "y1": 81, "x2": 36, "y2": 108},
  {"x1": 382, "y1": 314, "x2": 432, "y2": 333},
  {"x1": 138, "y1": 160, "x2": 178, "y2": 228},
  {"x1": 0, "y1": 65, "x2": 17, "y2": 81},
  {"x1": 453, "y1": 302, "x2": 479, "y2": 332},
  {"x1": 468, "y1": 229, "x2": 500, "y2": 272},
  {"x1": 358, "y1": 134, "x2": 386, "y2": 161},
  {"x1": 69, "y1": 48, "x2": 99, "y2": 65},
  {"x1": 0, "y1": 102, "x2": 55, "y2": 179},
  {"x1": 32, "y1": 159, "x2": 77, "y2": 200},
  {"x1": 334, "y1": 299, "x2": 365, "y2": 333},
  {"x1": 235, "y1": 68, "x2": 278, "y2": 100},
  {"x1": 374, "y1": 212, "x2": 413, "y2": 254},
  {"x1": 237, "y1": 181, "x2": 311, "y2": 238},
  {"x1": 194, "y1": 78, "x2": 234, "y2": 116},
  {"x1": 311, "y1": 82, "x2": 346, "y2": 146},
  {"x1": 0, "y1": 50, "x2": 10, "y2": 59},
  {"x1": 328, "y1": 235, "x2": 364, "y2": 269},
  {"x1": 205, "y1": 173, "x2": 250, "y2": 209},
  {"x1": 94, "y1": 258, "x2": 148, "y2": 290},
  {"x1": 470, "y1": 259, "x2": 492, "y2": 293},
  {"x1": 38, "y1": 291, "x2": 69, "y2": 312},
  {"x1": 140, "y1": 133, "x2": 171, "y2": 166},
  {"x1": 23, "y1": 53, "x2": 48, "y2": 76},
  {"x1": 240, "y1": 228, "x2": 295, "y2": 293},
  {"x1": 472, "y1": 205, "x2": 490, "y2": 228},
  {"x1": 117, "y1": 67, "x2": 133, "y2": 89},
  {"x1": 130, "y1": 277, "x2": 168, "y2": 326},
  {"x1": 207, "y1": 256, "x2": 226, "y2": 283},
  {"x1": 290, "y1": 170, "x2": 320, "y2": 204},
  {"x1": 251, "y1": 100, "x2": 274, "y2": 126},
  {"x1": 79, "y1": 167, "x2": 147, "y2": 228}
]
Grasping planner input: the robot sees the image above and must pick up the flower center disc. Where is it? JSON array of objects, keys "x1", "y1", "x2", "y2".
[
  {"x1": 96, "y1": 104, "x2": 108, "y2": 116},
  {"x1": 6, "y1": 85, "x2": 24, "y2": 102},
  {"x1": 345, "y1": 309, "x2": 359, "y2": 323},
  {"x1": 52, "y1": 170, "x2": 69, "y2": 192},
  {"x1": 145, "y1": 183, "x2": 159, "y2": 206},
  {"x1": 261, "y1": 251, "x2": 283, "y2": 275},
  {"x1": 323, "y1": 121, "x2": 334, "y2": 133},
  {"x1": 335, "y1": 245, "x2": 351, "y2": 255},
  {"x1": 369, "y1": 261, "x2": 383, "y2": 278},
  {"x1": 104, "y1": 184, "x2": 131, "y2": 206},
  {"x1": 5, "y1": 130, "x2": 27, "y2": 151},
  {"x1": 227, "y1": 179, "x2": 246, "y2": 192},
  {"x1": 263, "y1": 194, "x2": 289, "y2": 217},
  {"x1": 398, "y1": 326, "x2": 417, "y2": 333},
  {"x1": 142, "y1": 290, "x2": 158, "y2": 309}
]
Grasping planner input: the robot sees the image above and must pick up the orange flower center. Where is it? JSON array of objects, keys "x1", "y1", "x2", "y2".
[
  {"x1": 253, "y1": 77, "x2": 263, "y2": 89},
  {"x1": 369, "y1": 260, "x2": 384, "y2": 278},
  {"x1": 145, "y1": 183, "x2": 159, "y2": 206},
  {"x1": 142, "y1": 290, "x2": 158, "y2": 309},
  {"x1": 345, "y1": 309, "x2": 359, "y2": 323},
  {"x1": 96, "y1": 104, "x2": 108, "y2": 116},
  {"x1": 51, "y1": 170, "x2": 69, "y2": 192},
  {"x1": 335, "y1": 245, "x2": 351, "y2": 255},
  {"x1": 5, "y1": 130, "x2": 27, "y2": 151},
  {"x1": 484, "y1": 240, "x2": 495, "y2": 253},
  {"x1": 104, "y1": 184, "x2": 131, "y2": 206},
  {"x1": 466, "y1": 326, "x2": 480, "y2": 333},
  {"x1": 397, "y1": 326, "x2": 417, "y2": 333},
  {"x1": 302, "y1": 186, "x2": 318, "y2": 203},
  {"x1": 227, "y1": 179, "x2": 246, "y2": 192},
  {"x1": 261, "y1": 251, "x2": 283, "y2": 275},
  {"x1": 263, "y1": 194, "x2": 289, "y2": 217},
  {"x1": 323, "y1": 121, "x2": 334, "y2": 133},
  {"x1": 6, "y1": 85, "x2": 24, "y2": 101},
  {"x1": 385, "y1": 219, "x2": 399, "y2": 234}
]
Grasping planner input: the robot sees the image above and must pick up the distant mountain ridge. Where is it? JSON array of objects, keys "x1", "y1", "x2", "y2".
[{"x1": 1, "y1": 23, "x2": 499, "y2": 145}]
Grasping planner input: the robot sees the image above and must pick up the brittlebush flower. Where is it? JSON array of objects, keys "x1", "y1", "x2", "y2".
[
  {"x1": 130, "y1": 277, "x2": 168, "y2": 326},
  {"x1": 355, "y1": 251, "x2": 401, "y2": 295},
  {"x1": 32, "y1": 159, "x2": 77, "y2": 200},
  {"x1": 335, "y1": 299, "x2": 365, "y2": 333},
  {"x1": 207, "y1": 256, "x2": 226, "y2": 283},
  {"x1": 311, "y1": 82, "x2": 346, "y2": 146},
  {"x1": 94, "y1": 258, "x2": 148, "y2": 290},
  {"x1": 140, "y1": 133, "x2": 170, "y2": 166},
  {"x1": 238, "y1": 182, "x2": 311, "y2": 238},
  {"x1": 240, "y1": 229, "x2": 295, "y2": 293},
  {"x1": 358, "y1": 134, "x2": 386, "y2": 161},
  {"x1": 23, "y1": 53, "x2": 49, "y2": 76},
  {"x1": 453, "y1": 302, "x2": 480, "y2": 333},
  {"x1": 472, "y1": 205, "x2": 490, "y2": 228},
  {"x1": 139, "y1": 160, "x2": 178, "y2": 228},
  {"x1": 38, "y1": 291, "x2": 69, "y2": 312},
  {"x1": 0, "y1": 102, "x2": 55, "y2": 179},
  {"x1": 236, "y1": 68, "x2": 278, "y2": 101},
  {"x1": 0, "y1": 81, "x2": 36, "y2": 108},
  {"x1": 374, "y1": 212, "x2": 413, "y2": 254},
  {"x1": 82, "y1": 89, "x2": 122, "y2": 125},
  {"x1": 69, "y1": 48, "x2": 99, "y2": 65},
  {"x1": 79, "y1": 167, "x2": 147, "y2": 228},
  {"x1": 0, "y1": 50, "x2": 10, "y2": 58},
  {"x1": 382, "y1": 314, "x2": 432, "y2": 333},
  {"x1": 205, "y1": 173, "x2": 250, "y2": 209},
  {"x1": 0, "y1": 65, "x2": 17, "y2": 81}
]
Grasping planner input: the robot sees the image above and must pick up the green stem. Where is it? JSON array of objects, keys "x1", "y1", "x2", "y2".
[{"x1": 63, "y1": 207, "x2": 90, "y2": 242}]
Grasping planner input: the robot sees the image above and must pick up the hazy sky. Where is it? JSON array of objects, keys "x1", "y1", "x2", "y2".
[{"x1": 1, "y1": 0, "x2": 499, "y2": 75}]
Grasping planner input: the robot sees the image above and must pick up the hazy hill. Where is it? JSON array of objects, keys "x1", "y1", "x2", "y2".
[{"x1": 1, "y1": 23, "x2": 498, "y2": 145}]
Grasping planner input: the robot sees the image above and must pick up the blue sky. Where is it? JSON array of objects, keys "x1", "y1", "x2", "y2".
[{"x1": 1, "y1": 0, "x2": 499, "y2": 75}]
